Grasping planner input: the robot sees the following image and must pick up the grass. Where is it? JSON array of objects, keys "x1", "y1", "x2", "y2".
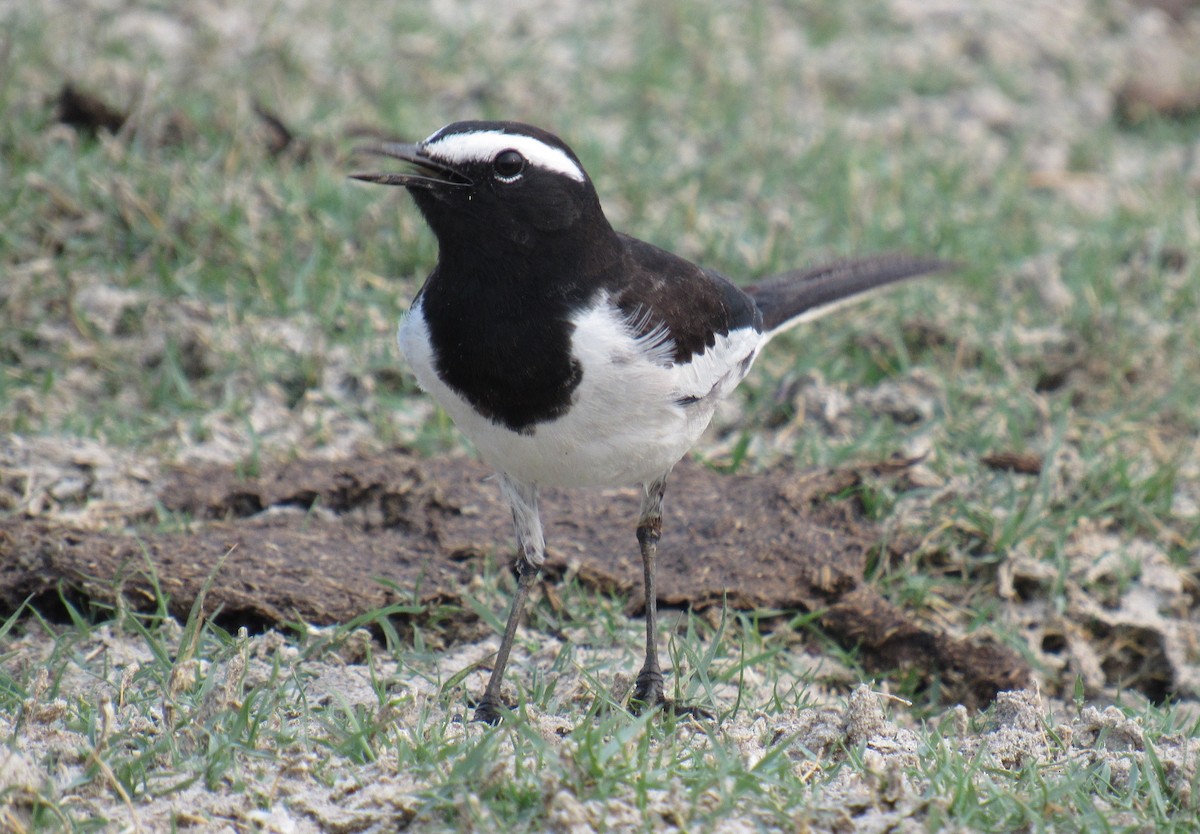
[
  {"x1": 3, "y1": 573, "x2": 1198, "y2": 831},
  {"x1": 3, "y1": 0, "x2": 1200, "y2": 830}
]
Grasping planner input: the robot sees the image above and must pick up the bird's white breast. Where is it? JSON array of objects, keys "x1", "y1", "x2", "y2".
[{"x1": 398, "y1": 295, "x2": 761, "y2": 488}]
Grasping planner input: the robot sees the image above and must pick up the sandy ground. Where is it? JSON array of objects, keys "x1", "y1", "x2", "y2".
[{"x1": 3, "y1": 617, "x2": 1197, "y2": 832}]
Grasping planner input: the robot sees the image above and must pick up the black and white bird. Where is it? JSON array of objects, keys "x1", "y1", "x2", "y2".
[{"x1": 353, "y1": 120, "x2": 947, "y2": 724}]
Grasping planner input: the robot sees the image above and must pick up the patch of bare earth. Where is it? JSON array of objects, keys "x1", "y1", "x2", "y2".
[{"x1": 0, "y1": 446, "x2": 1027, "y2": 705}]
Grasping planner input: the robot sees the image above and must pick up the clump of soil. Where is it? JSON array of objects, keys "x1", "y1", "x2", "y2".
[{"x1": 1, "y1": 449, "x2": 1028, "y2": 707}]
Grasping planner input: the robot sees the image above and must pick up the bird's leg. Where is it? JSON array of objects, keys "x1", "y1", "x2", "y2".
[
  {"x1": 631, "y1": 475, "x2": 667, "y2": 710},
  {"x1": 474, "y1": 475, "x2": 544, "y2": 725}
]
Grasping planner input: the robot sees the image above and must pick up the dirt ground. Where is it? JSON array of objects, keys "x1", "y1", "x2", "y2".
[{"x1": 1, "y1": 450, "x2": 1030, "y2": 708}]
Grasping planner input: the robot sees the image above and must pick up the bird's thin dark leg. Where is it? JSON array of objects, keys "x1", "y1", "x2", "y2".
[
  {"x1": 631, "y1": 476, "x2": 667, "y2": 710},
  {"x1": 474, "y1": 476, "x2": 544, "y2": 725},
  {"x1": 474, "y1": 561, "x2": 539, "y2": 724}
]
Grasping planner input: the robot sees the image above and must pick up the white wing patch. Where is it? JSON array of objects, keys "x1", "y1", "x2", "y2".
[
  {"x1": 670, "y1": 326, "x2": 762, "y2": 405},
  {"x1": 422, "y1": 128, "x2": 586, "y2": 183},
  {"x1": 571, "y1": 297, "x2": 762, "y2": 409},
  {"x1": 620, "y1": 304, "x2": 676, "y2": 368}
]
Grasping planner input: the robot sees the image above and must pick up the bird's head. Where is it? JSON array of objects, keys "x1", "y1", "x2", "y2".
[{"x1": 353, "y1": 120, "x2": 612, "y2": 256}]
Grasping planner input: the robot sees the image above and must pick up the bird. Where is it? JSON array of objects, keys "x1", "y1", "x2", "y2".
[{"x1": 352, "y1": 120, "x2": 949, "y2": 724}]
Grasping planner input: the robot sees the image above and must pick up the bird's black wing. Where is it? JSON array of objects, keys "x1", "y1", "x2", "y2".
[{"x1": 603, "y1": 233, "x2": 763, "y2": 364}]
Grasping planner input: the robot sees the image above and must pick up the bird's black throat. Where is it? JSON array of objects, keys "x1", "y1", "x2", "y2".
[{"x1": 418, "y1": 233, "x2": 620, "y2": 434}]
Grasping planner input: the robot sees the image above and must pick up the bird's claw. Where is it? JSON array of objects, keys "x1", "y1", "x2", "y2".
[
  {"x1": 473, "y1": 697, "x2": 507, "y2": 725},
  {"x1": 630, "y1": 669, "x2": 665, "y2": 713},
  {"x1": 629, "y1": 671, "x2": 715, "y2": 720}
]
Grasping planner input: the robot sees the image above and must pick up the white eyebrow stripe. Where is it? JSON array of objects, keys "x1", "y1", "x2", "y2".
[{"x1": 422, "y1": 130, "x2": 586, "y2": 183}]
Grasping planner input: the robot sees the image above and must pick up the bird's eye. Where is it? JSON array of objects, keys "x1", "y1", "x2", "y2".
[{"x1": 493, "y1": 149, "x2": 526, "y2": 182}]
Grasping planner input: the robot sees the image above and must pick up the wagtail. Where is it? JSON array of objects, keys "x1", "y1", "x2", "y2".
[{"x1": 354, "y1": 120, "x2": 948, "y2": 723}]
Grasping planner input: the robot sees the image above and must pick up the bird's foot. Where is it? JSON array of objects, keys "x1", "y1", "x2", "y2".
[
  {"x1": 472, "y1": 697, "x2": 507, "y2": 725},
  {"x1": 629, "y1": 670, "x2": 714, "y2": 720},
  {"x1": 666, "y1": 701, "x2": 715, "y2": 721},
  {"x1": 629, "y1": 669, "x2": 666, "y2": 714}
]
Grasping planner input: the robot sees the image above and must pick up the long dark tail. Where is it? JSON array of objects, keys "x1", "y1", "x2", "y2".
[{"x1": 745, "y1": 254, "x2": 952, "y2": 338}]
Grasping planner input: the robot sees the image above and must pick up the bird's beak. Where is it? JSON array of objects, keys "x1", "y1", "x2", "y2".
[{"x1": 350, "y1": 142, "x2": 473, "y2": 190}]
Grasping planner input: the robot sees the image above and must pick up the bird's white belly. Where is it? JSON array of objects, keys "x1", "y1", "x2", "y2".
[{"x1": 398, "y1": 297, "x2": 760, "y2": 488}]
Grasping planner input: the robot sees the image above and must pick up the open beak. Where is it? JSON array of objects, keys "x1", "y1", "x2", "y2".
[{"x1": 350, "y1": 142, "x2": 472, "y2": 190}]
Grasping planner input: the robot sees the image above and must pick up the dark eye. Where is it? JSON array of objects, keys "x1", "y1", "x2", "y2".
[{"x1": 493, "y1": 149, "x2": 526, "y2": 181}]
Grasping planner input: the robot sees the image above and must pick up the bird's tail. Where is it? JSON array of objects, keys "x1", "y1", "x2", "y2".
[{"x1": 745, "y1": 254, "x2": 952, "y2": 340}]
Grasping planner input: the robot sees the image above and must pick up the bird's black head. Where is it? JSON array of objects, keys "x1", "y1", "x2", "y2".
[{"x1": 353, "y1": 120, "x2": 614, "y2": 259}]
